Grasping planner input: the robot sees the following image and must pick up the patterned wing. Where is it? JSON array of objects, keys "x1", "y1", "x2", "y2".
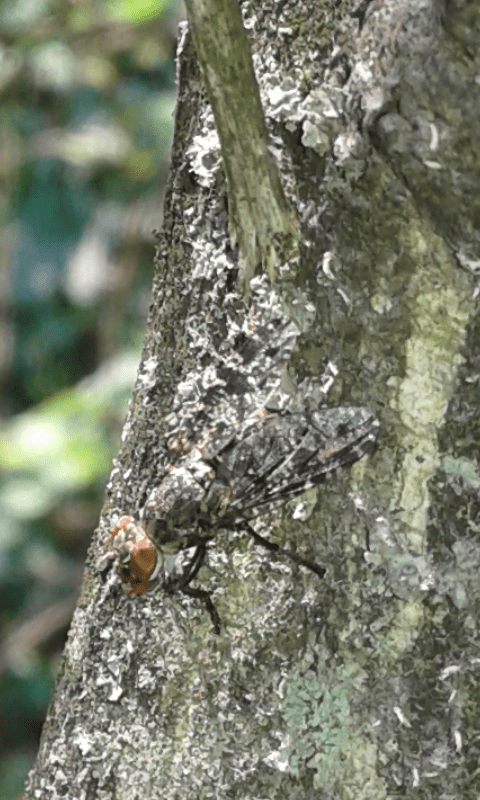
[{"x1": 209, "y1": 406, "x2": 379, "y2": 514}]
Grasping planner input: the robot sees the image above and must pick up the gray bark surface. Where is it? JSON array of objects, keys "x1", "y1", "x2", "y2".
[{"x1": 24, "y1": 1, "x2": 480, "y2": 798}]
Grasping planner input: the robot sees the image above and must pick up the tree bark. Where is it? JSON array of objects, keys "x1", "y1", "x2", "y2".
[{"x1": 24, "y1": 1, "x2": 480, "y2": 798}]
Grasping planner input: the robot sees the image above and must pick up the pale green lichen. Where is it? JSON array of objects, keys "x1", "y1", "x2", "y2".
[
  {"x1": 280, "y1": 670, "x2": 350, "y2": 781},
  {"x1": 279, "y1": 664, "x2": 386, "y2": 798}
]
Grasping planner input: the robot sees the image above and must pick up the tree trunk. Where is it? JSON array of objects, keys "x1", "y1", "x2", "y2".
[{"x1": 24, "y1": 1, "x2": 480, "y2": 798}]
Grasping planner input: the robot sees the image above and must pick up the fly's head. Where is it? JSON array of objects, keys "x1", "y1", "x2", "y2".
[{"x1": 110, "y1": 516, "x2": 163, "y2": 595}]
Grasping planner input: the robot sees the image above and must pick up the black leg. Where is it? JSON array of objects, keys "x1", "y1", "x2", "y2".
[
  {"x1": 181, "y1": 585, "x2": 221, "y2": 635},
  {"x1": 167, "y1": 542, "x2": 221, "y2": 634},
  {"x1": 244, "y1": 523, "x2": 326, "y2": 578},
  {"x1": 176, "y1": 542, "x2": 207, "y2": 590}
]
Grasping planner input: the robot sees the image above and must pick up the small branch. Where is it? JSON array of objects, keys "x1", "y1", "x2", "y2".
[{"x1": 183, "y1": 0, "x2": 299, "y2": 297}]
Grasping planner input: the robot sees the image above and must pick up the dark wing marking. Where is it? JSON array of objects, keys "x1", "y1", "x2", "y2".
[{"x1": 209, "y1": 407, "x2": 379, "y2": 514}]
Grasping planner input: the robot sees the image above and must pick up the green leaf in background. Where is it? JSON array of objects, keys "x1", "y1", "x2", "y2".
[
  {"x1": 0, "y1": 352, "x2": 138, "y2": 522},
  {"x1": 108, "y1": 0, "x2": 173, "y2": 23}
]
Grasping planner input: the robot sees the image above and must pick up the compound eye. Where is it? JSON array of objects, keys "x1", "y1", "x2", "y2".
[{"x1": 130, "y1": 539, "x2": 157, "y2": 580}]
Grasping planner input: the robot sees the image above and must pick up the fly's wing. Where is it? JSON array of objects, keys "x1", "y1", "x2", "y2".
[{"x1": 212, "y1": 406, "x2": 379, "y2": 514}]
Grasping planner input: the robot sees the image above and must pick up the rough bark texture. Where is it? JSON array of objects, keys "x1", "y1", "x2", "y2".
[{"x1": 24, "y1": 0, "x2": 480, "y2": 798}]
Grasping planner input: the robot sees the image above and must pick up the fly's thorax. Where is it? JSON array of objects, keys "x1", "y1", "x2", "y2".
[
  {"x1": 145, "y1": 462, "x2": 215, "y2": 525},
  {"x1": 144, "y1": 514, "x2": 214, "y2": 552}
]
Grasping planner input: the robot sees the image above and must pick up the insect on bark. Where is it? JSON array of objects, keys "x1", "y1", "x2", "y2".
[{"x1": 108, "y1": 405, "x2": 379, "y2": 632}]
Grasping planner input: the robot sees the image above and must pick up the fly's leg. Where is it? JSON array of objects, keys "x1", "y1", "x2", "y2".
[
  {"x1": 244, "y1": 523, "x2": 326, "y2": 578},
  {"x1": 181, "y1": 586, "x2": 221, "y2": 635},
  {"x1": 176, "y1": 542, "x2": 208, "y2": 590},
  {"x1": 167, "y1": 541, "x2": 222, "y2": 634}
]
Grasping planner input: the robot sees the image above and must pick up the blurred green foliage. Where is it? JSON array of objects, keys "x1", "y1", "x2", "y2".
[
  {"x1": 0, "y1": 0, "x2": 182, "y2": 795},
  {"x1": 0, "y1": 351, "x2": 140, "y2": 521},
  {"x1": 109, "y1": 0, "x2": 173, "y2": 23}
]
